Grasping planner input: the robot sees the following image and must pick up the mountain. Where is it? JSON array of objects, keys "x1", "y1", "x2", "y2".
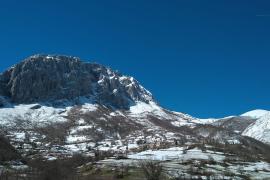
[
  {"x1": 1, "y1": 55, "x2": 270, "y2": 179},
  {"x1": 0, "y1": 55, "x2": 268, "y2": 153},
  {"x1": 211, "y1": 116, "x2": 255, "y2": 133},
  {"x1": 242, "y1": 112, "x2": 270, "y2": 144},
  {"x1": 241, "y1": 109, "x2": 269, "y2": 119},
  {"x1": 0, "y1": 54, "x2": 200, "y2": 158},
  {"x1": 207, "y1": 110, "x2": 270, "y2": 144}
]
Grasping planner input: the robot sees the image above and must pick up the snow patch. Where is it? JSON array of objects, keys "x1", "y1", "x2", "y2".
[
  {"x1": 66, "y1": 135, "x2": 88, "y2": 144},
  {"x1": 0, "y1": 104, "x2": 67, "y2": 127},
  {"x1": 80, "y1": 103, "x2": 98, "y2": 113}
]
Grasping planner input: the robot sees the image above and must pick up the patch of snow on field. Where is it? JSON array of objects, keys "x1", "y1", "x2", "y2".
[
  {"x1": 184, "y1": 148, "x2": 225, "y2": 161},
  {"x1": 128, "y1": 147, "x2": 184, "y2": 160},
  {"x1": 70, "y1": 125, "x2": 93, "y2": 134},
  {"x1": 228, "y1": 161, "x2": 270, "y2": 178},
  {"x1": 77, "y1": 119, "x2": 86, "y2": 125},
  {"x1": 128, "y1": 143, "x2": 139, "y2": 149},
  {"x1": 64, "y1": 143, "x2": 89, "y2": 152},
  {"x1": 13, "y1": 132, "x2": 26, "y2": 142},
  {"x1": 128, "y1": 147, "x2": 225, "y2": 161},
  {"x1": 66, "y1": 135, "x2": 88, "y2": 144},
  {"x1": 243, "y1": 162, "x2": 270, "y2": 171}
]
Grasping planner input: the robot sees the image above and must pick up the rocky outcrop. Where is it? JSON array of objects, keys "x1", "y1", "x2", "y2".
[{"x1": 0, "y1": 54, "x2": 154, "y2": 109}]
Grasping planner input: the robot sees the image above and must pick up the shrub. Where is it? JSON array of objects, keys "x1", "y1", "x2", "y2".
[
  {"x1": 0, "y1": 136, "x2": 21, "y2": 162},
  {"x1": 138, "y1": 160, "x2": 163, "y2": 180},
  {"x1": 28, "y1": 154, "x2": 88, "y2": 180}
]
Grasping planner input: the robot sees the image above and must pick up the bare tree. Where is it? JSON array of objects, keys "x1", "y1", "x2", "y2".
[{"x1": 138, "y1": 160, "x2": 163, "y2": 180}]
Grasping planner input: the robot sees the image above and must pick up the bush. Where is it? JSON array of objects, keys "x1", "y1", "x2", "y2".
[
  {"x1": 113, "y1": 163, "x2": 129, "y2": 179},
  {"x1": 28, "y1": 154, "x2": 88, "y2": 180},
  {"x1": 138, "y1": 160, "x2": 163, "y2": 180},
  {"x1": 0, "y1": 136, "x2": 21, "y2": 162}
]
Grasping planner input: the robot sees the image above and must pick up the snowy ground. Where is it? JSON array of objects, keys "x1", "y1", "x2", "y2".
[
  {"x1": 128, "y1": 147, "x2": 225, "y2": 161},
  {"x1": 97, "y1": 146, "x2": 270, "y2": 179}
]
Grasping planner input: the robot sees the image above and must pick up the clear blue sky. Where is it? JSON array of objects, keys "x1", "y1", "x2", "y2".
[{"x1": 0, "y1": 0, "x2": 269, "y2": 118}]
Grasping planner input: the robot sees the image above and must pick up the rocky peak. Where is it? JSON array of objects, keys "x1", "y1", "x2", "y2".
[{"x1": 0, "y1": 54, "x2": 154, "y2": 109}]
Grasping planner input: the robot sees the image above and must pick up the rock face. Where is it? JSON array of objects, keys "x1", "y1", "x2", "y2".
[{"x1": 0, "y1": 54, "x2": 153, "y2": 109}]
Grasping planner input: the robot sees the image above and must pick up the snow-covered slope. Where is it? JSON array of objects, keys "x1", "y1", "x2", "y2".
[
  {"x1": 0, "y1": 103, "x2": 68, "y2": 128},
  {"x1": 0, "y1": 98, "x2": 198, "y2": 130},
  {"x1": 242, "y1": 112, "x2": 270, "y2": 144},
  {"x1": 241, "y1": 109, "x2": 269, "y2": 119},
  {"x1": 0, "y1": 98, "x2": 200, "y2": 156},
  {"x1": 128, "y1": 101, "x2": 200, "y2": 126},
  {"x1": 199, "y1": 116, "x2": 236, "y2": 124}
]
